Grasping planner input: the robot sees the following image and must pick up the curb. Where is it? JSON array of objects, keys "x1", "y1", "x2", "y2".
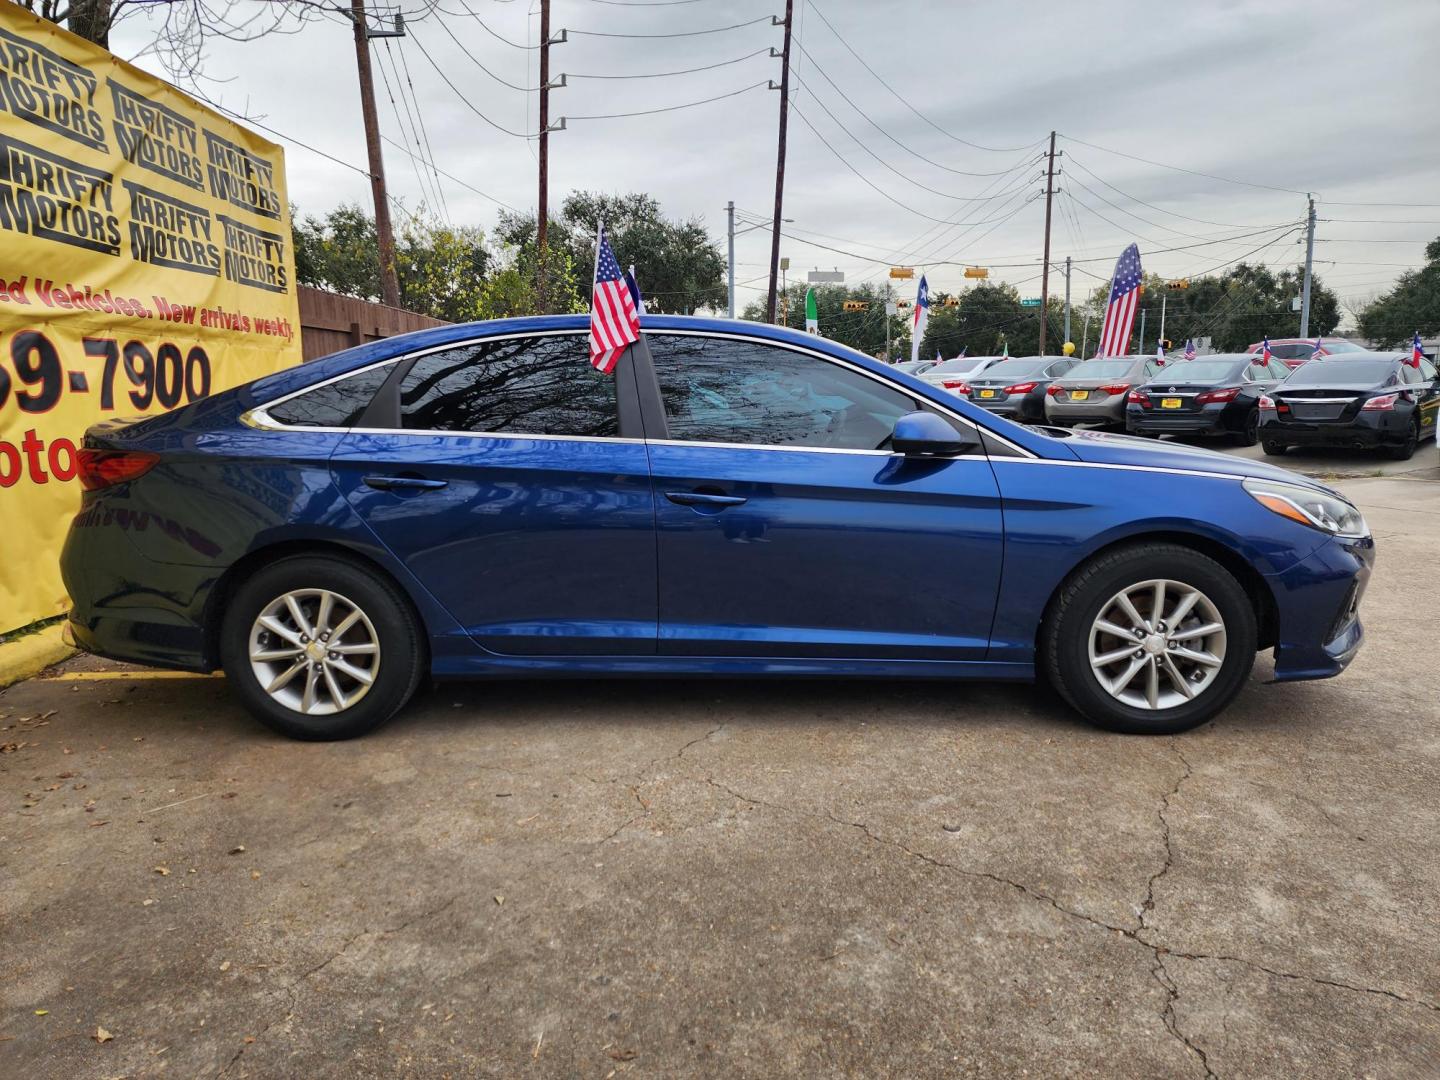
[{"x1": 0, "y1": 624, "x2": 76, "y2": 691}]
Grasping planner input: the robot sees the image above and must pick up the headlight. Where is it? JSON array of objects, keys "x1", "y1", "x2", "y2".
[{"x1": 1243, "y1": 479, "x2": 1369, "y2": 538}]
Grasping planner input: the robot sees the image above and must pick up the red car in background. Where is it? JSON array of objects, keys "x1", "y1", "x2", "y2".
[{"x1": 1246, "y1": 337, "x2": 1367, "y2": 370}]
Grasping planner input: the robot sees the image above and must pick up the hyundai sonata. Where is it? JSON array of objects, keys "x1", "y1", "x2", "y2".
[{"x1": 62, "y1": 316, "x2": 1373, "y2": 740}]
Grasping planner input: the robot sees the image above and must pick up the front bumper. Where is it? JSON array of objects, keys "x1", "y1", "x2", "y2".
[{"x1": 1268, "y1": 532, "x2": 1374, "y2": 682}]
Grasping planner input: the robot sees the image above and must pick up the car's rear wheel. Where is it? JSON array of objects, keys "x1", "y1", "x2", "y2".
[
  {"x1": 1385, "y1": 416, "x2": 1420, "y2": 461},
  {"x1": 1042, "y1": 544, "x2": 1257, "y2": 735},
  {"x1": 220, "y1": 555, "x2": 424, "y2": 740},
  {"x1": 1260, "y1": 437, "x2": 1287, "y2": 456},
  {"x1": 1237, "y1": 409, "x2": 1260, "y2": 447}
]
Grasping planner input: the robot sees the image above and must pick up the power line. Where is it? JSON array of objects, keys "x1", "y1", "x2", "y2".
[
  {"x1": 395, "y1": 39, "x2": 451, "y2": 221},
  {"x1": 437, "y1": 0, "x2": 540, "y2": 48},
  {"x1": 565, "y1": 80, "x2": 768, "y2": 121},
  {"x1": 1322, "y1": 200, "x2": 1440, "y2": 209},
  {"x1": 1063, "y1": 169, "x2": 1279, "y2": 246},
  {"x1": 380, "y1": 133, "x2": 519, "y2": 211},
  {"x1": 568, "y1": 47, "x2": 771, "y2": 79},
  {"x1": 806, "y1": 0, "x2": 1040, "y2": 153},
  {"x1": 1320, "y1": 217, "x2": 1440, "y2": 225},
  {"x1": 412, "y1": 33, "x2": 536, "y2": 138},
  {"x1": 1057, "y1": 133, "x2": 1308, "y2": 196},
  {"x1": 1064, "y1": 155, "x2": 1293, "y2": 230},
  {"x1": 569, "y1": 13, "x2": 774, "y2": 37},
  {"x1": 374, "y1": 39, "x2": 438, "y2": 211},
  {"x1": 435, "y1": 9, "x2": 540, "y2": 90}
]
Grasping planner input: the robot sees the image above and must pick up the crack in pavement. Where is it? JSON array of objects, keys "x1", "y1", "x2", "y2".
[{"x1": 1154, "y1": 952, "x2": 1218, "y2": 1079}]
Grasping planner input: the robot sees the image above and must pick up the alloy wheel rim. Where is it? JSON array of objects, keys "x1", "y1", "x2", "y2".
[
  {"x1": 248, "y1": 588, "x2": 380, "y2": 715},
  {"x1": 1087, "y1": 579, "x2": 1227, "y2": 711}
]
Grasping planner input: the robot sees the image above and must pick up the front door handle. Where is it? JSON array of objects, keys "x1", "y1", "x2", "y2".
[
  {"x1": 665, "y1": 490, "x2": 747, "y2": 508},
  {"x1": 363, "y1": 475, "x2": 449, "y2": 491}
]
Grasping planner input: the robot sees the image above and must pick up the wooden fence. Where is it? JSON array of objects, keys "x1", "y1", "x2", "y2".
[{"x1": 298, "y1": 285, "x2": 449, "y2": 362}]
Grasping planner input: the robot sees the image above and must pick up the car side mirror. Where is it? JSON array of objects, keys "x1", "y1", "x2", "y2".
[{"x1": 892, "y1": 411, "x2": 977, "y2": 456}]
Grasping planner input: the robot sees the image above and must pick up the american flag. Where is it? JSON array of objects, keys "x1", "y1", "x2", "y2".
[
  {"x1": 589, "y1": 224, "x2": 640, "y2": 374},
  {"x1": 1411, "y1": 330, "x2": 1424, "y2": 369},
  {"x1": 1183, "y1": 338, "x2": 1197, "y2": 360},
  {"x1": 1097, "y1": 244, "x2": 1142, "y2": 357}
]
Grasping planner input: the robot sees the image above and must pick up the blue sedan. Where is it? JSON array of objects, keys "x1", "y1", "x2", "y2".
[{"x1": 61, "y1": 316, "x2": 1373, "y2": 739}]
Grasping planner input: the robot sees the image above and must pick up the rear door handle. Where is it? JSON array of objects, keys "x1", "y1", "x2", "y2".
[
  {"x1": 363, "y1": 475, "x2": 449, "y2": 491},
  {"x1": 665, "y1": 490, "x2": 747, "y2": 507}
]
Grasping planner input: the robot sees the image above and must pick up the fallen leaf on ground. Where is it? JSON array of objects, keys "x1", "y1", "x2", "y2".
[
  {"x1": 608, "y1": 1048, "x2": 638, "y2": 1061},
  {"x1": 494, "y1": 895, "x2": 503, "y2": 905},
  {"x1": 34, "y1": 1010, "x2": 48, "y2": 1016},
  {"x1": 93, "y1": 1026, "x2": 113, "y2": 1043},
  {"x1": 228, "y1": 846, "x2": 245, "y2": 855},
  {"x1": 250, "y1": 870, "x2": 261, "y2": 880},
  {"x1": 219, "y1": 961, "x2": 231, "y2": 972},
  {"x1": 153, "y1": 866, "x2": 169, "y2": 876}
]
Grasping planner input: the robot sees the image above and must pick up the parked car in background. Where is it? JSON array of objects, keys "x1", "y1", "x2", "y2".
[
  {"x1": 1247, "y1": 337, "x2": 1367, "y2": 370},
  {"x1": 61, "y1": 315, "x2": 1373, "y2": 741},
  {"x1": 1126, "y1": 353, "x2": 1291, "y2": 445},
  {"x1": 894, "y1": 359, "x2": 938, "y2": 376},
  {"x1": 953, "y1": 356, "x2": 1077, "y2": 423},
  {"x1": 920, "y1": 356, "x2": 1007, "y2": 395},
  {"x1": 1259, "y1": 352, "x2": 1440, "y2": 459},
  {"x1": 1045, "y1": 355, "x2": 1164, "y2": 429}
]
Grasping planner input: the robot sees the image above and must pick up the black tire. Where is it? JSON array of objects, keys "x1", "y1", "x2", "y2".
[
  {"x1": 220, "y1": 555, "x2": 424, "y2": 740},
  {"x1": 1384, "y1": 416, "x2": 1420, "y2": 461},
  {"x1": 1041, "y1": 543, "x2": 1258, "y2": 735},
  {"x1": 1237, "y1": 408, "x2": 1260, "y2": 447},
  {"x1": 1260, "y1": 438, "x2": 1287, "y2": 457}
]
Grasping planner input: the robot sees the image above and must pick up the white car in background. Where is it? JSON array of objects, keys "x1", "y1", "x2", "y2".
[{"x1": 920, "y1": 356, "x2": 1008, "y2": 395}]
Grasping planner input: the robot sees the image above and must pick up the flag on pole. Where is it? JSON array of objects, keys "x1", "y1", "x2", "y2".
[
  {"x1": 804, "y1": 288, "x2": 819, "y2": 334},
  {"x1": 1312, "y1": 335, "x2": 1324, "y2": 359},
  {"x1": 624, "y1": 264, "x2": 645, "y2": 315},
  {"x1": 1097, "y1": 243, "x2": 1142, "y2": 357},
  {"x1": 1001, "y1": 341, "x2": 1009, "y2": 359},
  {"x1": 910, "y1": 274, "x2": 930, "y2": 364},
  {"x1": 1261, "y1": 336, "x2": 1272, "y2": 363},
  {"x1": 1410, "y1": 330, "x2": 1425, "y2": 369},
  {"x1": 589, "y1": 223, "x2": 640, "y2": 374},
  {"x1": 1183, "y1": 339, "x2": 1197, "y2": 360},
  {"x1": 1156, "y1": 339, "x2": 1166, "y2": 365},
  {"x1": 957, "y1": 346, "x2": 967, "y2": 359}
]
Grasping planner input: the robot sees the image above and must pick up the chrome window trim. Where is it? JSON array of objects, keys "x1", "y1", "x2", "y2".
[
  {"x1": 644, "y1": 437, "x2": 895, "y2": 458},
  {"x1": 642, "y1": 327, "x2": 1036, "y2": 459}
]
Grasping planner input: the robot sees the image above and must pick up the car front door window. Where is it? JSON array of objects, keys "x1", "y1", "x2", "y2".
[{"x1": 648, "y1": 335, "x2": 918, "y2": 452}]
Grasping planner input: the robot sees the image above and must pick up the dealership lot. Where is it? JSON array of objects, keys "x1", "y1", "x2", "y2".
[{"x1": 1, "y1": 474, "x2": 1437, "y2": 1078}]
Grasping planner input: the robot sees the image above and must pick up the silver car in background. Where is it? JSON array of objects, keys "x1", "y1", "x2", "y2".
[
  {"x1": 1045, "y1": 354, "x2": 1166, "y2": 428},
  {"x1": 920, "y1": 356, "x2": 1007, "y2": 396}
]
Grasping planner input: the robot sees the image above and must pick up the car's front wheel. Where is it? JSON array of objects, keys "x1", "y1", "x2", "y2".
[
  {"x1": 1042, "y1": 544, "x2": 1257, "y2": 734},
  {"x1": 220, "y1": 555, "x2": 424, "y2": 740}
]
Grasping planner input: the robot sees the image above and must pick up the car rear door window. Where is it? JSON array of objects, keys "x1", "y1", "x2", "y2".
[
  {"x1": 648, "y1": 334, "x2": 917, "y2": 451},
  {"x1": 266, "y1": 364, "x2": 392, "y2": 428},
  {"x1": 396, "y1": 334, "x2": 618, "y2": 437}
]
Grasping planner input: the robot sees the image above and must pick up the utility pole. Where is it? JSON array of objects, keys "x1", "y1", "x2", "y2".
[
  {"x1": 1081, "y1": 307, "x2": 1091, "y2": 358},
  {"x1": 1159, "y1": 292, "x2": 1168, "y2": 346},
  {"x1": 1138, "y1": 308, "x2": 1147, "y2": 357},
  {"x1": 1037, "y1": 130, "x2": 1057, "y2": 354},
  {"x1": 349, "y1": 0, "x2": 401, "y2": 307},
  {"x1": 1299, "y1": 193, "x2": 1316, "y2": 339},
  {"x1": 726, "y1": 201, "x2": 736, "y2": 318},
  {"x1": 884, "y1": 281, "x2": 892, "y2": 362},
  {"x1": 764, "y1": 0, "x2": 794, "y2": 324},
  {"x1": 537, "y1": 0, "x2": 551, "y2": 310},
  {"x1": 1063, "y1": 255, "x2": 1072, "y2": 344}
]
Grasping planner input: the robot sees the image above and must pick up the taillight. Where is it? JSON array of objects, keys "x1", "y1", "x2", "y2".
[
  {"x1": 1047, "y1": 385, "x2": 1065, "y2": 397},
  {"x1": 1127, "y1": 389, "x2": 1151, "y2": 408},
  {"x1": 944, "y1": 380, "x2": 972, "y2": 395},
  {"x1": 1259, "y1": 395, "x2": 1290, "y2": 414},
  {"x1": 1003, "y1": 381, "x2": 1038, "y2": 394},
  {"x1": 1096, "y1": 383, "x2": 1132, "y2": 395},
  {"x1": 75, "y1": 449, "x2": 159, "y2": 491},
  {"x1": 1195, "y1": 386, "x2": 1241, "y2": 404},
  {"x1": 1361, "y1": 393, "x2": 1398, "y2": 411}
]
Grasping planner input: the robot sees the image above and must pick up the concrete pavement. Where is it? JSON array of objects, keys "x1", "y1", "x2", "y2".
[{"x1": 2, "y1": 477, "x2": 1437, "y2": 1078}]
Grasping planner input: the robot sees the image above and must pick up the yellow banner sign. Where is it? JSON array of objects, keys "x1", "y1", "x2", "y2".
[{"x1": 0, "y1": 2, "x2": 300, "y2": 633}]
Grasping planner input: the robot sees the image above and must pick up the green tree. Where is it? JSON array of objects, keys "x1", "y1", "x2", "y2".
[
  {"x1": 920, "y1": 283, "x2": 1047, "y2": 358},
  {"x1": 497, "y1": 192, "x2": 726, "y2": 315},
  {"x1": 292, "y1": 205, "x2": 495, "y2": 322},
  {"x1": 741, "y1": 281, "x2": 898, "y2": 358},
  {"x1": 1357, "y1": 236, "x2": 1440, "y2": 347}
]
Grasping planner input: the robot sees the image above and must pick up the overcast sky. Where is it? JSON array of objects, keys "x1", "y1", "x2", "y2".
[{"x1": 114, "y1": 0, "x2": 1440, "y2": 323}]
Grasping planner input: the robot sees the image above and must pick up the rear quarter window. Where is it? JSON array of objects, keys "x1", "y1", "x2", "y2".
[{"x1": 266, "y1": 365, "x2": 391, "y2": 428}]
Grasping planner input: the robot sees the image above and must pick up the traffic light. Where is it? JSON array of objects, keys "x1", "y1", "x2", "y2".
[
  {"x1": 895, "y1": 299, "x2": 911, "y2": 310},
  {"x1": 1167, "y1": 279, "x2": 1190, "y2": 290},
  {"x1": 942, "y1": 297, "x2": 959, "y2": 307},
  {"x1": 842, "y1": 300, "x2": 868, "y2": 312},
  {"x1": 1159, "y1": 339, "x2": 1173, "y2": 352}
]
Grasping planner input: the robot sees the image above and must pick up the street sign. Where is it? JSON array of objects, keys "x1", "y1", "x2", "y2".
[
  {"x1": 842, "y1": 300, "x2": 868, "y2": 312},
  {"x1": 884, "y1": 301, "x2": 897, "y2": 315},
  {"x1": 1020, "y1": 298, "x2": 1042, "y2": 308},
  {"x1": 808, "y1": 270, "x2": 845, "y2": 283},
  {"x1": 964, "y1": 267, "x2": 989, "y2": 279},
  {"x1": 889, "y1": 267, "x2": 915, "y2": 279},
  {"x1": 779, "y1": 257, "x2": 790, "y2": 271}
]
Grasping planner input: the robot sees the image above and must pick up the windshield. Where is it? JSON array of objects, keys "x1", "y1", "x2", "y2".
[
  {"x1": 977, "y1": 358, "x2": 1050, "y2": 379},
  {"x1": 1284, "y1": 359, "x2": 1395, "y2": 385},
  {"x1": 1168, "y1": 359, "x2": 1244, "y2": 381},
  {"x1": 1065, "y1": 358, "x2": 1134, "y2": 379},
  {"x1": 1321, "y1": 340, "x2": 1365, "y2": 354}
]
